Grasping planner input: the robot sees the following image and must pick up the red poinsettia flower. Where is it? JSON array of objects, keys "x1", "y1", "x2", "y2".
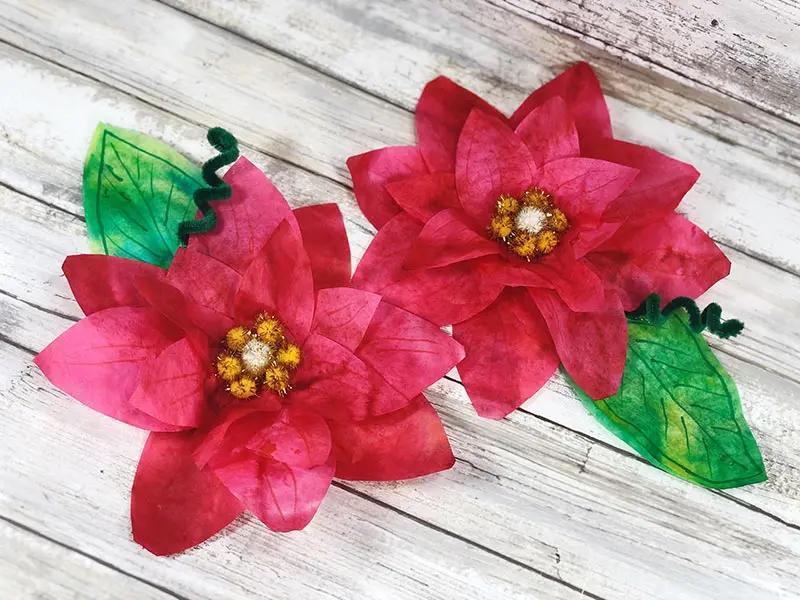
[
  {"x1": 35, "y1": 157, "x2": 462, "y2": 555},
  {"x1": 347, "y1": 63, "x2": 729, "y2": 419}
]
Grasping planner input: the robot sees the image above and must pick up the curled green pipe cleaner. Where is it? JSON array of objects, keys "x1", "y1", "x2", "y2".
[
  {"x1": 626, "y1": 293, "x2": 744, "y2": 339},
  {"x1": 178, "y1": 127, "x2": 240, "y2": 246}
]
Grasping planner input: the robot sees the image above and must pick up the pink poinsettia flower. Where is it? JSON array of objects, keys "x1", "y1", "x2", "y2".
[
  {"x1": 35, "y1": 157, "x2": 463, "y2": 555},
  {"x1": 347, "y1": 63, "x2": 729, "y2": 419}
]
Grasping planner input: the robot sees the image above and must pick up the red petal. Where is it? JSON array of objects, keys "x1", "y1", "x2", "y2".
[
  {"x1": 582, "y1": 138, "x2": 700, "y2": 222},
  {"x1": 167, "y1": 247, "x2": 240, "y2": 317},
  {"x1": 405, "y1": 208, "x2": 501, "y2": 269},
  {"x1": 456, "y1": 110, "x2": 537, "y2": 226},
  {"x1": 235, "y1": 219, "x2": 315, "y2": 344},
  {"x1": 312, "y1": 287, "x2": 382, "y2": 352},
  {"x1": 34, "y1": 307, "x2": 182, "y2": 431},
  {"x1": 531, "y1": 288, "x2": 627, "y2": 399},
  {"x1": 416, "y1": 76, "x2": 506, "y2": 172},
  {"x1": 589, "y1": 213, "x2": 731, "y2": 310},
  {"x1": 510, "y1": 62, "x2": 612, "y2": 143},
  {"x1": 63, "y1": 255, "x2": 165, "y2": 316},
  {"x1": 346, "y1": 146, "x2": 427, "y2": 229},
  {"x1": 331, "y1": 395, "x2": 454, "y2": 480},
  {"x1": 453, "y1": 288, "x2": 559, "y2": 418},
  {"x1": 244, "y1": 408, "x2": 332, "y2": 469},
  {"x1": 386, "y1": 172, "x2": 460, "y2": 223},
  {"x1": 356, "y1": 302, "x2": 465, "y2": 400},
  {"x1": 213, "y1": 455, "x2": 334, "y2": 533},
  {"x1": 380, "y1": 258, "x2": 504, "y2": 326},
  {"x1": 292, "y1": 332, "x2": 409, "y2": 421},
  {"x1": 351, "y1": 213, "x2": 423, "y2": 293},
  {"x1": 131, "y1": 431, "x2": 242, "y2": 556},
  {"x1": 514, "y1": 96, "x2": 580, "y2": 167},
  {"x1": 536, "y1": 158, "x2": 639, "y2": 224},
  {"x1": 294, "y1": 203, "x2": 351, "y2": 290},
  {"x1": 129, "y1": 337, "x2": 209, "y2": 428},
  {"x1": 188, "y1": 157, "x2": 297, "y2": 273},
  {"x1": 566, "y1": 221, "x2": 622, "y2": 259}
]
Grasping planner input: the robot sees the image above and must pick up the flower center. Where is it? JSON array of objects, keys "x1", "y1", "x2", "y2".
[
  {"x1": 215, "y1": 314, "x2": 302, "y2": 399},
  {"x1": 489, "y1": 187, "x2": 569, "y2": 260}
]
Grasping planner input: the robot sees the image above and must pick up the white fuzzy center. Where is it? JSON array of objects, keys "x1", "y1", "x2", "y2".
[
  {"x1": 514, "y1": 206, "x2": 547, "y2": 234},
  {"x1": 241, "y1": 339, "x2": 273, "y2": 374}
]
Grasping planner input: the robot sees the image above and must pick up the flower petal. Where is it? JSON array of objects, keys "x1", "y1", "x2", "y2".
[
  {"x1": 167, "y1": 247, "x2": 240, "y2": 317},
  {"x1": 242, "y1": 408, "x2": 332, "y2": 469},
  {"x1": 63, "y1": 255, "x2": 165, "y2": 316},
  {"x1": 537, "y1": 158, "x2": 639, "y2": 224},
  {"x1": 510, "y1": 62, "x2": 612, "y2": 143},
  {"x1": 129, "y1": 336, "x2": 209, "y2": 428},
  {"x1": 514, "y1": 96, "x2": 580, "y2": 167},
  {"x1": 235, "y1": 219, "x2": 315, "y2": 344},
  {"x1": 453, "y1": 288, "x2": 559, "y2": 418},
  {"x1": 356, "y1": 302, "x2": 465, "y2": 400},
  {"x1": 386, "y1": 172, "x2": 461, "y2": 223},
  {"x1": 416, "y1": 76, "x2": 506, "y2": 172},
  {"x1": 292, "y1": 332, "x2": 409, "y2": 421},
  {"x1": 380, "y1": 257, "x2": 505, "y2": 326},
  {"x1": 351, "y1": 213, "x2": 423, "y2": 293},
  {"x1": 331, "y1": 395, "x2": 454, "y2": 480},
  {"x1": 34, "y1": 307, "x2": 181, "y2": 431},
  {"x1": 294, "y1": 203, "x2": 352, "y2": 290},
  {"x1": 347, "y1": 146, "x2": 428, "y2": 229},
  {"x1": 581, "y1": 138, "x2": 700, "y2": 222},
  {"x1": 589, "y1": 213, "x2": 731, "y2": 310},
  {"x1": 531, "y1": 288, "x2": 628, "y2": 399},
  {"x1": 312, "y1": 287, "x2": 382, "y2": 352},
  {"x1": 188, "y1": 157, "x2": 297, "y2": 273},
  {"x1": 456, "y1": 110, "x2": 537, "y2": 226},
  {"x1": 405, "y1": 208, "x2": 501, "y2": 270},
  {"x1": 131, "y1": 431, "x2": 243, "y2": 556}
]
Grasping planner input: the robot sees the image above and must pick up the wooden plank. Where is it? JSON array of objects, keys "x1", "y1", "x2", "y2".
[
  {"x1": 0, "y1": 517, "x2": 175, "y2": 600},
  {"x1": 2, "y1": 0, "x2": 800, "y2": 275}
]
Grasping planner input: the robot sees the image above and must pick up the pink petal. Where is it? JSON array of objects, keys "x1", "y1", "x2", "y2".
[
  {"x1": 351, "y1": 213, "x2": 423, "y2": 293},
  {"x1": 346, "y1": 146, "x2": 428, "y2": 229},
  {"x1": 386, "y1": 172, "x2": 461, "y2": 223},
  {"x1": 531, "y1": 288, "x2": 627, "y2": 399},
  {"x1": 34, "y1": 307, "x2": 182, "y2": 431},
  {"x1": 188, "y1": 157, "x2": 297, "y2": 273},
  {"x1": 243, "y1": 408, "x2": 332, "y2": 469},
  {"x1": 536, "y1": 158, "x2": 639, "y2": 224},
  {"x1": 292, "y1": 332, "x2": 409, "y2": 421},
  {"x1": 565, "y1": 221, "x2": 622, "y2": 259},
  {"x1": 589, "y1": 213, "x2": 731, "y2": 310},
  {"x1": 294, "y1": 203, "x2": 351, "y2": 290},
  {"x1": 405, "y1": 208, "x2": 501, "y2": 269},
  {"x1": 356, "y1": 302, "x2": 465, "y2": 400},
  {"x1": 331, "y1": 395, "x2": 455, "y2": 480},
  {"x1": 167, "y1": 247, "x2": 240, "y2": 317},
  {"x1": 416, "y1": 76, "x2": 506, "y2": 172},
  {"x1": 131, "y1": 431, "x2": 243, "y2": 556},
  {"x1": 510, "y1": 62, "x2": 612, "y2": 143},
  {"x1": 582, "y1": 138, "x2": 700, "y2": 222},
  {"x1": 453, "y1": 288, "x2": 559, "y2": 418},
  {"x1": 380, "y1": 257, "x2": 505, "y2": 326},
  {"x1": 456, "y1": 110, "x2": 537, "y2": 226},
  {"x1": 129, "y1": 337, "x2": 210, "y2": 428},
  {"x1": 213, "y1": 455, "x2": 334, "y2": 533},
  {"x1": 514, "y1": 96, "x2": 580, "y2": 167},
  {"x1": 63, "y1": 255, "x2": 165, "y2": 316},
  {"x1": 311, "y1": 287, "x2": 382, "y2": 352},
  {"x1": 235, "y1": 219, "x2": 315, "y2": 344}
]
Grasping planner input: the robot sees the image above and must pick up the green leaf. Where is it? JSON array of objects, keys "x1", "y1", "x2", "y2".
[
  {"x1": 566, "y1": 312, "x2": 766, "y2": 489},
  {"x1": 83, "y1": 123, "x2": 204, "y2": 268}
]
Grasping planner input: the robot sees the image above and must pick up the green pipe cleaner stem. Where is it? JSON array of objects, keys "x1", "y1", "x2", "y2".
[{"x1": 626, "y1": 293, "x2": 744, "y2": 339}]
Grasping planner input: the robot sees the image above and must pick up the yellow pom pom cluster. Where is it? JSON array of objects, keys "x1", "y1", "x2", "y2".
[
  {"x1": 488, "y1": 187, "x2": 569, "y2": 260},
  {"x1": 215, "y1": 313, "x2": 301, "y2": 399}
]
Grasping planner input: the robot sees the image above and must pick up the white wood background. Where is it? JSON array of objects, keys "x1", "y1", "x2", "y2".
[{"x1": 0, "y1": 0, "x2": 798, "y2": 598}]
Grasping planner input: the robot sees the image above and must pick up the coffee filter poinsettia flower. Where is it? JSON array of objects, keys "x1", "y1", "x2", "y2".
[
  {"x1": 348, "y1": 63, "x2": 729, "y2": 419},
  {"x1": 35, "y1": 157, "x2": 463, "y2": 555}
]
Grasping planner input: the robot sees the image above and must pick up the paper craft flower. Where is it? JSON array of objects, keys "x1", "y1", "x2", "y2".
[
  {"x1": 35, "y1": 157, "x2": 462, "y2": 555},
  {"x1": 348, "y1": 63, "x2": 730, "y2": 418}
]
